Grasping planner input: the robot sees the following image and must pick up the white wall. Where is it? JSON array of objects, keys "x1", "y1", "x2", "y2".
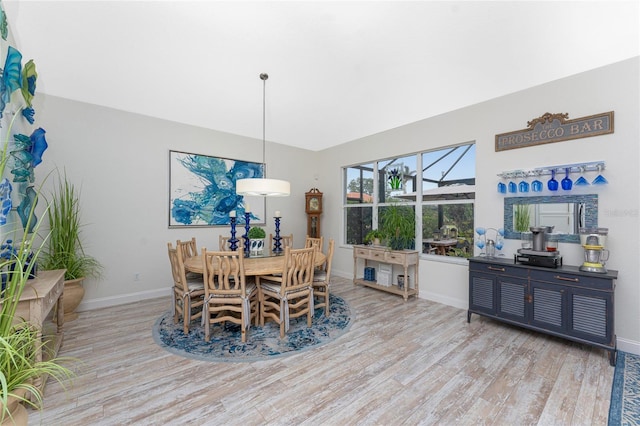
[
  {"x1": 320, "y1": 57, "x2": 640, "y2": 353},
  {"x1": 32, "y1": 96, "x2": 317, "y2": 307},
  {"x1": 31, "y1": 57, "x2": 639, "y2": 354}
]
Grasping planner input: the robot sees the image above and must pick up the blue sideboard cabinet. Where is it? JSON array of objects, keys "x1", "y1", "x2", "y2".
[{"x1": 468, "y1": 256, "x2": 618, "y2": 366}]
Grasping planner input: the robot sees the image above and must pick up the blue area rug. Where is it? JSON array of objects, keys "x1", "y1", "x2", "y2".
[
  {"x1": 152, "y1": 294, "x2": 353, "y2": 362},
  {"x1": 609, "y1": 351, "x2": 640, "y2": 425}
]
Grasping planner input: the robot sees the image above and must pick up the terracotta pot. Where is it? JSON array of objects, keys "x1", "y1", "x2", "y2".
[
  {"x1": 1, "y1": 388, "x2": 28, "y2": 426},
  {"x1": 63, "y1": 277, "x2": 85, "y2": 321}
]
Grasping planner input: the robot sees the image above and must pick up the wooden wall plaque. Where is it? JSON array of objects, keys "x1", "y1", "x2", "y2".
[{"x1": 495, "y1": 111, "x2": 614, "y2": 152}]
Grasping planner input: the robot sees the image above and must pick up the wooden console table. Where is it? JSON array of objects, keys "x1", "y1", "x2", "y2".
[
  {"x1": 353, "y1": 245, "x2": 419, "y2": 301},
  {"x1": 14, "y1": 269, "x2": 65, "y2": 397}
]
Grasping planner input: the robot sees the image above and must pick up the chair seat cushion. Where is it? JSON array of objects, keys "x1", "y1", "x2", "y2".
[
  {"x1": 260, "y1": 281, "x2": 282, "y2": 294},
  {"x1": 209, "y1": 282, "x2": 256, "y2": 297},
  {"x1": 185, "y1": 277, "x2": 204, "y2": 290},
  {"x1": 313, "y1": 271, "x2": 327, "y2": 282}
]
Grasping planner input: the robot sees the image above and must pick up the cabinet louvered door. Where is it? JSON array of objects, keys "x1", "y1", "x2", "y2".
[
  {"x1": 469, "y1": 272, "x2": 496, "y2": 316},
  {"x1": 530, "y1": 281, "x2": 566, "y2": 333},
  {"x1": 497, "y1": 277, "x2": 528, "y2": 322},
  {"x1": 568, "y1": 288, "x2": 613, "y2": 345}
]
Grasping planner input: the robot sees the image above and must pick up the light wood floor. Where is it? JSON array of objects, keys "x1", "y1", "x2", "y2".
[{"x1": 28, "y1": 277, "x2": 614, "y2": 425}]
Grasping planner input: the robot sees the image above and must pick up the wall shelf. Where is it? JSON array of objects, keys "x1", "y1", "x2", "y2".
[{"x1": 497, "y1": 161, "x2": 605, "y2": 179}]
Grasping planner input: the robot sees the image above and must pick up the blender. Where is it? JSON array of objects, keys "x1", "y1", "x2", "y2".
[{"x1": 579, "y1": 227, "x2": 609, "y2": 273}]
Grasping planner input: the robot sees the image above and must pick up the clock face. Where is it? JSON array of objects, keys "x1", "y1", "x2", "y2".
[{"x1": 309, "y1": 197, "x2": 320, "y2": 211}]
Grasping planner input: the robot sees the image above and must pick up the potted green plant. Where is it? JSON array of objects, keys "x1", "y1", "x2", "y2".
[
  {"x1": 40, "y1": 171, "x2": 103, "y2": 321},
  {"x1": 380, "y1": 203, "x2": 416, "y2": 250},
  {"x1": 247, "y1": 227, "x2": 266, "y2": 254},
  {"x1": 364, "y1": 229, "x2": 384, "y2": 246}
]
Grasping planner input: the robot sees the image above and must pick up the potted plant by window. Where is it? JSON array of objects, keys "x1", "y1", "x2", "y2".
[
  {"x1": 40, "y1": 171, "x2": 103, "y2": 321},
  {"x1": 247, "y1": 226, "x2": 266, "y2": 255},
  {"x1": 380, "y1": 203, "x2": 416, "y2": 250},
  {"x1": 364, "y1": 229, "x2": 385, "y2": 246}
]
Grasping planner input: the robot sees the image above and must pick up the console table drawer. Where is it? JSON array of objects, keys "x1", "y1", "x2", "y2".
[
  {"x1": 469, "y1": 261, "x2": 528, "y2": 279},
  {"x1": 530, "y1": 270, "x2": 614, "y2": 291},
  {"x1": 353, "y1": 247, "x2": 387, "y2": 261},
  {"x1": 353, "y1": 247, "x2": 371, "y2": 258}
]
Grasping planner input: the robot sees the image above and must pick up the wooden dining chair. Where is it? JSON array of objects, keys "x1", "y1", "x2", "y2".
[
  {"x1": 305, "y1": 235, "x2": 324, "y2": 253},
  {"x1": 201, "y1": 249, "x2": 258, "y2": 343},
  {"x1": 257, "y1": 246, "x2": 316, "y2": 338},
  {"x1": 176, "y1": 237, "x2": 198, "y2": 259},
  {"x1": 269, "y1": 233, "x2": 293, "y2": 251},
  {"x1": 219, "y1": 235, "x2": 232, "y2": 251},
  {"x1": 177, "y1": 237, "x2": 202, "y2": 278},
  {"x1": 313, "y1": 238, "x2": 334, "y2": 317},
  {"x1": 167, "y1": 242, "x2": 205, "y2": 334}
]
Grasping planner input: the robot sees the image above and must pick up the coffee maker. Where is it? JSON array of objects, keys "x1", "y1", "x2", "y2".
[
  {"x1": 579, "y1": 227, "x2": 609, "y2": 273},
  {"x1": 515, "y1": 226, "x2": 563, "y2": 268}
]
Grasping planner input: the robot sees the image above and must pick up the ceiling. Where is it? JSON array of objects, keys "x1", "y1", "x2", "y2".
[{"x1": 4, "y1": 1, "x2": 639, "y2": 151}]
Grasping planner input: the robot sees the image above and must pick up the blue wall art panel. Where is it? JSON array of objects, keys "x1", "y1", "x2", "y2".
[{"x1": 169, "y1": 150, "x2": 265, "y2": 227}]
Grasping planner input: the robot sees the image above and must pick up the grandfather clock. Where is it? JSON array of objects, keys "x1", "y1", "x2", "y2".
[{"x1": 305, "y1": 188, "x2": 323, "y2": 238}]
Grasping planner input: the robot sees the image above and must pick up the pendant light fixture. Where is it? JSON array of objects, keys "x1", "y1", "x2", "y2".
[{"x1": 236, "y1": 73, "x2": 291, "y2": 197}]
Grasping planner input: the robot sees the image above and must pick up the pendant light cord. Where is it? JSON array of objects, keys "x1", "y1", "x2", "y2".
[{"x1": 260, "y1": 73, "x2": 268, "y2": 178}]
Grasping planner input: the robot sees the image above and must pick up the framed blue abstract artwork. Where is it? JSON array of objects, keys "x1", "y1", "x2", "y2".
[{"x1": 169, "y1": 150, "x2": 266, "y2": 227}]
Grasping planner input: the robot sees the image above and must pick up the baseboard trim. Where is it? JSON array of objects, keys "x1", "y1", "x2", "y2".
[
  {"x1": 334, "y1": 269, "x2": 468, "y2": 310},
  {"x1": 616, "y1": 337, "x2": 640, "y2": 356},
  {"x1": 419, "y1": 291, "x2": 467, "y2": 310},
  {"x1": 78, "y1": 287, "x2": 171, "y2": 312}
]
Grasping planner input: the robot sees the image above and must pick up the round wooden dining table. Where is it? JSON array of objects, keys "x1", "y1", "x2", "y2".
[{"x1": 184, "y1": 250, "x2": 326, "y2": 276}]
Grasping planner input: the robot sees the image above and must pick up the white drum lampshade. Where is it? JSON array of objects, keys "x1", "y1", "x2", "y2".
[{"x1": 236, "y1": 178, "x2": 290, "y2": 197}]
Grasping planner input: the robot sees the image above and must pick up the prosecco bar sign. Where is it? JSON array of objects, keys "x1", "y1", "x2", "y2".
[{"x1": 495, "y1": 111, "x2": 614, "y2": 152}]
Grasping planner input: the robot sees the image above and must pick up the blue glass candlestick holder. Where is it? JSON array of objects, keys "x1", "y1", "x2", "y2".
[
  {"x1": 229, "y1": 216, "x2": 239, "y2": 251},
  {"x1": 243, "y1": 212, "x2": 251, "y2": 256},
  {"x1": 273, "y1": 216, "x2": 283, "y2": 254}
]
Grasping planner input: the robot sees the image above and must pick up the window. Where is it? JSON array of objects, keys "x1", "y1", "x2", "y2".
[
  {"x1": 344, "y1": 163, "x2": 373, "y2": 245},
  {"x1": 420, "y1": 144, "x2": 475, "y2": 257},
  {"x1": 343, "y1": 143, "x2": 475, "y2": 258}
]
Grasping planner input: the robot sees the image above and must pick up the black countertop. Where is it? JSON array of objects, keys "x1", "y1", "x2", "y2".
[{"x1": 468, "y1": 255, "x2": 618, "y2": 280}]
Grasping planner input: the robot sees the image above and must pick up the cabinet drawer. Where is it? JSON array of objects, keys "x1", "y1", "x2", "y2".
[
  {"x1": 354, "y1": 247, "x2": 371, "y2": 258},
  {"x1": 354, "y1": 247, "x2": 386, "y2": 262},
  {"x1": 385, "y1": 251, "x2": 405, "y2": 264},
  {"x1": 530, "y1": 270, "x2": 614, "y2": 291},
  {"x1": 469, "y1": 262, "x2": 528, "y2": 279}
]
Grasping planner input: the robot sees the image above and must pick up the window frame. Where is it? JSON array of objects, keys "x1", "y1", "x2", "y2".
[{"x1": 343, "y1": 142, "x2": 475, "y2": 260}]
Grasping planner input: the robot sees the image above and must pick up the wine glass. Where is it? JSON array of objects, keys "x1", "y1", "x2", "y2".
[
  {"x1": 547, "y1": 169, "x2": 559, "y2": 191},
  {"x1": 507, "y1": 174, "x2": 517, "y2": 193},
  {"x1": 518, "y1": 172, "x2": 530, "y2": 193},
  {"x1": 561, "y1": 168, "x2": 573, "y2": 190},
  {"x1": 475, "y1": 227, "x2": 486, "y2": 255},
  {"x1": 497, "y1": 175, "x2": 507, "y2": 194},
  {"x1": 592, "y1": 164, "x2": 608, "y2": 185},
  {"x1": 495, "y1": 230, "x2": 505, "y2": 256},
  {"x1": 574, "y1": 166, "x2": 590, "y2": 186},
  {"x1": 531, "y1": 170, "x2": 543, "y2": 192}
]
